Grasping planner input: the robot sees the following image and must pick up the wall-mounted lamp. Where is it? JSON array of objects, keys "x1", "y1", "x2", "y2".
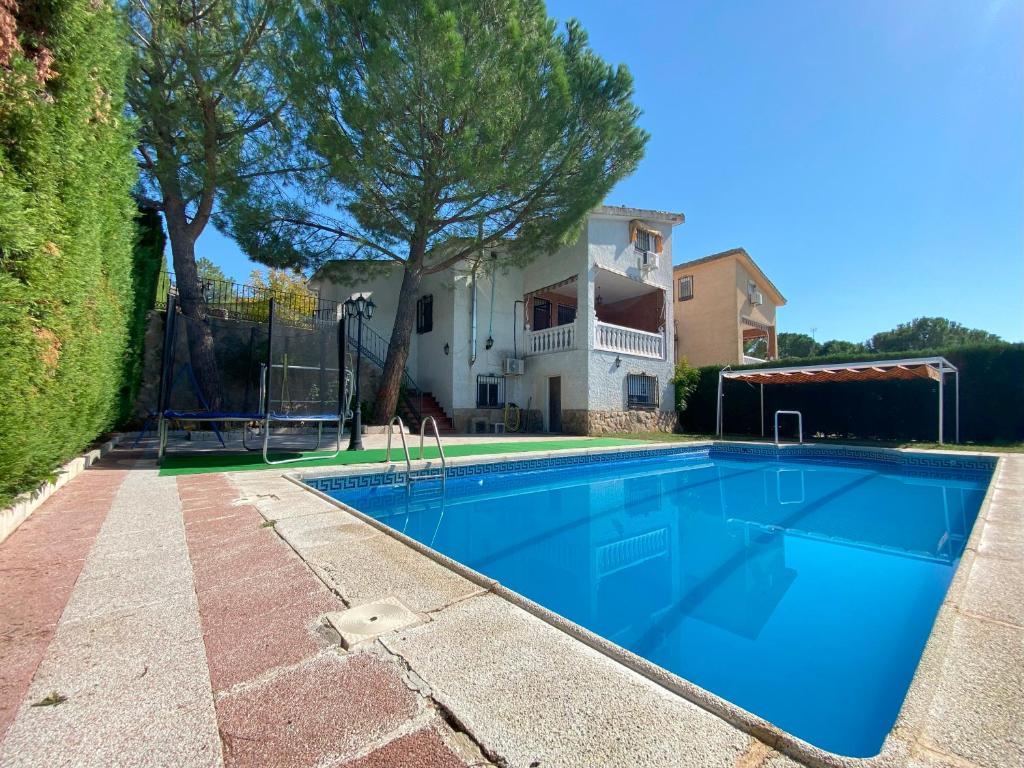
[
  {"x1": 614, "y1": 355, "x2": 621, "y2": 369},
  {"x1": 444, "y1": 343, "x2": 450, "y2": 356},
  {"x1": 596, "y1": 287, "x2": 603, "y2": 307}
]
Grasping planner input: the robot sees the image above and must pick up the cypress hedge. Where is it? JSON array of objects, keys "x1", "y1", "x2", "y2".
[
  {"x1": 679, "y1": 344, "x2": 1024, "y2": 444},
  {"x1": 0, "y1": 1, "x2": 137, "y2": 506},
  {"x1": 118, "y1": 208, "x2": 166, "y2": 424}
]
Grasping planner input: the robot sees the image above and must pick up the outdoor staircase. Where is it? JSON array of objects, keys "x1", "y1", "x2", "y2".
[
  {"x1": 399, "y1": 392, "x2": 456, "y2": 433},
  {"x1": 347, "y1": 322, "x2": 457, "y2": 433}
]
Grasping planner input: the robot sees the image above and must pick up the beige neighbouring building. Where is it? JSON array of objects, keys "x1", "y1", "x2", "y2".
[{"x1": 672, "y1": 248, "x2": 786, "y2": 367}]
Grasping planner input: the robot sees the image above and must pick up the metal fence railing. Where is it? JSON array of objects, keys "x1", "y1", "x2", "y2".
[{"x1": 156, "y1": 270, "x2": 340, "y2": 330}]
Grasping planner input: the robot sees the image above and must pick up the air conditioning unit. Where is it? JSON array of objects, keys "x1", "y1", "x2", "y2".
[
  {"x1": 639, "y1": 250, "x2": 659, "y2": 273},
  {"x1": 749, "y1": 290, "x2": 764, "y2": 306},
  {"x1": 503, "y1": 357, "x2": 525, "y2": 375}
]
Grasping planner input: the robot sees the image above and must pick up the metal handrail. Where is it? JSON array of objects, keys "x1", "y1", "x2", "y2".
[
  {"x1": 774, "y1": 410, "x2": 803, "y2": 446},
  {"x1": 418, "y1": 416, "x2": 447, "y2": 482},
  {"x1": 385, "y1": 415, "x2": 412, "y2": 475},
  {"x1": 346, "y1": 321, "x2": 424, "y2": 424}
]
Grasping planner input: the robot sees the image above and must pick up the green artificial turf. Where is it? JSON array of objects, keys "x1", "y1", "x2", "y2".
[{"x1": 157, "y1": 437, "x2": 644, "y2": 476}]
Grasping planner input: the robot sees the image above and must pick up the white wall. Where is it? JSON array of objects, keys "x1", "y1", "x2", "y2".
[
  {"x1": 309, "y1": 207, "x2": 681, "y2": 427},
  {"x1": 312, "y1": 266, "x2": 420, "y2": 376},
  {"x1": 584, "y1": 215, "x2": 677, "y2": 413}
]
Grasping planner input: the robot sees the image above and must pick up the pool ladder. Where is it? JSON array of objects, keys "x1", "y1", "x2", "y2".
[
  {"x1": 385, "y1": 415, "x2": 446, "y2": 487},
  {"x1": 774, "y1": 410, "x2": 804, "y2": 446}
]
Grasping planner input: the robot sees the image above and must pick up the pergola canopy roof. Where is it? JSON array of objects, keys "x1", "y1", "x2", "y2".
[
  {"x1": 716, "y1": 356, "x2": 960, "y2": 444},
  {"x1": 721, "y1": 356, "x2": 957, "y2": 386}
]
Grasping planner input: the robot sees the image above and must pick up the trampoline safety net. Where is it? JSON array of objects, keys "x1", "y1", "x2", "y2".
[
  {"x1": 160, "y1": 308, "x2": 269, "y2": 420},
  {"x1": 265, "y1": 304, "x2": 345, "y2": 421}
]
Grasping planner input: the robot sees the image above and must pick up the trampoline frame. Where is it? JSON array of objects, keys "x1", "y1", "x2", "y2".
[{"x1": 156, "y1": 296, "x2": 353, "y2": 464}]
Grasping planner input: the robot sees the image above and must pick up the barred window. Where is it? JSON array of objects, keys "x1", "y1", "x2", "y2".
[
  {"x1": 557, "y1": 303, "x2": 576, "y2": 325},
  {"x1": 416, "y1": 295, "x2": 433, "y2": 333},
  {"x1": 626, "y1": 373, "x2": 659, "y2": 410},
  {"x1": 476, "y1": 374, "x2": 505, "y2": 408},
  {"x1": 635, "y1": 228, "x2": 653, "y2": 252},
  {"x1": 678, "y1": 275, "x2": 693, "y2": 301}
]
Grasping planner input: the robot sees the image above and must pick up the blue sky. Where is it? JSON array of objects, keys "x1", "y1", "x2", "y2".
[{"x1": 197, "y1": 0, "x2": 1024, "y2": 343}]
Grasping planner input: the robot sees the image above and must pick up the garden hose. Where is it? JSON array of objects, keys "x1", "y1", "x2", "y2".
[{"x1": 504, "y1": 401, "x2": 521, "y2": 432}]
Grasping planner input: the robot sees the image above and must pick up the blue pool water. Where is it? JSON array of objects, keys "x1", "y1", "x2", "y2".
[{"x1": 317, "y1": 450, "x2": 990, "y2": 757}]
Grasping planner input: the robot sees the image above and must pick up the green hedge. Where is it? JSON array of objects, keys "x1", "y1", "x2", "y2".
[
  {"x1": 118, "y1": 208, "x2": 166, "y2": 423},
  {"x1": 679, "y1": 344, "x2": 1024, "y2": 444},
  {"x1": 0, "y1": 1, "x2": 137, "y2": 506}
]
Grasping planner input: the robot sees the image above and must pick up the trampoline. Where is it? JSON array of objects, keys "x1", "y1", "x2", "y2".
[{"x1": 157, "y1": 295, "x2": 353, "y2": 464}]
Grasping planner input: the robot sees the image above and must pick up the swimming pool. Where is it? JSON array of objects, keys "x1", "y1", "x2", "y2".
[{"x1": 308, "y1": 445, "x2": 994, "y2": 758}]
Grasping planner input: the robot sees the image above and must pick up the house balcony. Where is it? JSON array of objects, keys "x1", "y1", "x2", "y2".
[
  {"x1": 594, "y1": 321, "x2": 665, "y2": 359},
  {"x1": 526, "y1": 321, "x2": 578, "y2": 355},
  {"x1": 522, "y1": 268, "x2": 668, "y2": 360},
  {"x1": 524, "y1": 320, "x2": 665, "y2": 360}
]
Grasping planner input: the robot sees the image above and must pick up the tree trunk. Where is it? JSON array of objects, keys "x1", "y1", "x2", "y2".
[
  {"x1": 372, "y1": 265, "x2": 422, "y2": 424},
  {"x1": 163, "y1": 199, "x2": 223, "y2": 410}
]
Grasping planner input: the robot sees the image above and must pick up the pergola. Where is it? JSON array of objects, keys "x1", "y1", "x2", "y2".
[{"x1": 716, "y1": 356, "x2": 960, "y2": 444}]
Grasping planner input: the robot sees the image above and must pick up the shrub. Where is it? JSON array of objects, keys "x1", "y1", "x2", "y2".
[
  {"x1": 679, "y1": 344, "x2": 1024, "y2": 444},
  {"x1": 671, "y1": 358, "x2": 701, "y2": 414},
  {"x1": 0, "y1": 1, "x2": 137, "y2": 506}
]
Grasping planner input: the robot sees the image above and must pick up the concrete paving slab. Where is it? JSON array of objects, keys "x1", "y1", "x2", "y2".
[
  {"x1": 961, "y1": 556, "x2": 1024, "y2": 628},
  {"x1": 380, "y1": 593, "x2": 751, "y2": 768},
  {"x1": 921, "y1": 613, "x2": 1024, "y2": 767},
  {"x1": 976, "y1": 519, "x2": 1024, "y2": 562},
  {"x1": 273, "y1": 510, "x2": 380, "y2": 550},
  {"x1": 305, "y1": 532, "x2": 485, "y2": 614},
  {"x1": 215, "y1": 652, "x2": 420, "y2": 768},
  {"x1": 0, "y1": 469, "x2": 222, "y2": 767},
  {"x1": 0, "y1": 466, "x2": 123, "y2": 741}
]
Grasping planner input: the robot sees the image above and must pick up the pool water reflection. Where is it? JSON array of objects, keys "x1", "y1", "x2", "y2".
[{"x1": 324, "y1": 453, "x2": 988, "y2": 757}]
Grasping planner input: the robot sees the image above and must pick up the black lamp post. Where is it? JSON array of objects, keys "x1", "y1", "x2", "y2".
[{"x1": 344, "y1": 292, "x2": 375, "y2": 451}]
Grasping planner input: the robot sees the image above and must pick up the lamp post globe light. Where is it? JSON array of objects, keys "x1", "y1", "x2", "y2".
[{"x1": 344, "y1": 293, "x2": 375, "y2": 451}]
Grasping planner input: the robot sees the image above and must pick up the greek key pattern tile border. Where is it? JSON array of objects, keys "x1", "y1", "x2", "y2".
[
  {"x1": 304, "y1": 442, "x2": 994, "y2": 495},
  {"x1": 305, "y1": 444, "x2": 708, "y2": 493},
  {"x1": 710, "y1": 443, "x2": 996, "y2": 479}
]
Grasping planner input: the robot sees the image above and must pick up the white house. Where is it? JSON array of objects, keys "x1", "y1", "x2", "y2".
[{"x1": 311, "y1": 205, "x2": 684, "y2": 435}]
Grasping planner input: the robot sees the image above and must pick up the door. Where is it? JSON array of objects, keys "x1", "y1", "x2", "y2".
[{"x1": 548, "y1": 376, "x2": 562, "y2": 433}]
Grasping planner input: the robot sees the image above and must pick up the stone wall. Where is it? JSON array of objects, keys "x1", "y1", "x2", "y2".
[{"x1": 561, "y1": 408, "x2": 677, "y2": 435}]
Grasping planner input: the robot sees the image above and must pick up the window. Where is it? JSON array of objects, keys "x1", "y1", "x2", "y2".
[
  {"x1": 557, "y1": 303, "x2": 576, "y2": 325},
  {"x1": 626, "y1": 373, "x2": 659, "y2": 410},
  {"x1": 532, "y1": 298, "x2": 551, "y2": 331},
  {"x1": 635, "y1": 228, "x2": 653, "y2": 252},
  {"x1": 416, "y1": 295, "x2": 433, "y2": 333},
  {"x1": 476, "y1": 374, "x2": 505, "y2": 408},
  {"x1": 678, "y1": 275, "x2": 693, "y2": 301}
]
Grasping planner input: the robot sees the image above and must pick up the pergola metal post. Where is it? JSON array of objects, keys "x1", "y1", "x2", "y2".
[
  {"x1": 760, "y1": 383, "x2": 765, "y2": 438},
  {"x1": 716, "y1": 370, "x2": 724, "y2": 437},
  {"x1": 938, "y1": 368, "x2": 945, "y2": 445},
  {"x1": 955, "y1": 370, "x2": 960, "y2": 444}
]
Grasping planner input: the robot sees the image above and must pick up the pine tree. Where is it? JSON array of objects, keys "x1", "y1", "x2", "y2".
[
  {"x1": 126, "y1": 0, "x2": 294, "y2": 407},
  {"x1": 223, "y1": 0, "x2": 648, "y2": 422}
]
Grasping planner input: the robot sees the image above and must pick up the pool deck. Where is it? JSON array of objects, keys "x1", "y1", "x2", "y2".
[{"x1": 0, "y1": 438, "x2": 1020, "y2": 767}]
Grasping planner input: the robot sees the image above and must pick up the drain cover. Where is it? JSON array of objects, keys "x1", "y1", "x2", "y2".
[{"x1": 326, "y1": 596, "x2": 419, "y2": 648}]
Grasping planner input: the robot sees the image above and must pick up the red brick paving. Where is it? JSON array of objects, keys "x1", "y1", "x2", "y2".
[
  {"x1": 178, "y1": 475, "x2": 346, "y2": 693},
  {"x1": 340, "y1": 726, "x2": 472, "y2": 768},
  {"x1": 215, "y1": 653, "x2": 419, "y2": 768},
  {"x1": 1, "y1": 466, "x2": 481, "y2": 766},
  {"x1": 178, "y1": 473, "x2": 479, "y2": 767},
  {"x1": 0, "y1": 466, "x2": 126, "y2": 738}
]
